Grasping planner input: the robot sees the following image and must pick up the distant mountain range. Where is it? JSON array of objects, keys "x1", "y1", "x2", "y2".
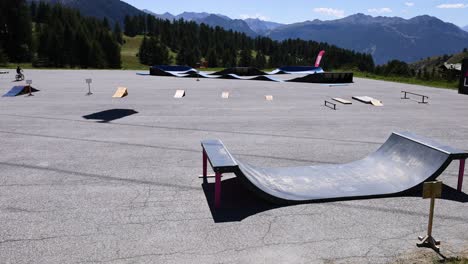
[
  {"x1": 244, "y1": 18, "x2": 284, "y2": 36},
  {"x1": 31, "y1": 0, "x2": 468, "y2": 64},
  {"x1": 142, "y1": 10, "x2": 284, "y2": 36},
  {"x1": 463, "y1": 25, "x2": 468, "y2": 32},
  {"x1": 268, "y1": 14, "x2": 468, "y2": 64},
  {"x1": 145, "y1": 11, "x2": 468, "y2": 64},
  {"x1": 142, "y1": 10, "x2": 258, "y2": 37}
]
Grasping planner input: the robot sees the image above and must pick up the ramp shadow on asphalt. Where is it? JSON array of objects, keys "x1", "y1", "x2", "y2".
[
  {"x1": 202, "y1": 177, "x2": 280, "y2": 223},
  {"x1": 82, "y1": 109, "x2": 138, "y2": 123},
  {"x1": 202, "y1": 178, "x2": 468, "y2": 223}
]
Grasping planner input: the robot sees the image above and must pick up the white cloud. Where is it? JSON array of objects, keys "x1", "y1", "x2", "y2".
[
  {"x1": 313, "y1": 8, "x2": 345, "y2": 18},
  {"x1": 240, "y1": 13, "x2": 269, "y2": 21},
  {"x1": 367, "y1": 8, "x2": 393, "y2": 14},
  {"x1": 404, "y1": 2, "x2": 415, "y2": 7},
  {"x1": 436, "y1": 3, "x2": 468, "y2": 8}
]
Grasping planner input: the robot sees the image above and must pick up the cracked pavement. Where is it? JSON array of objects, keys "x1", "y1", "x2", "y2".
[{"x1": 0, "y1": 70, "x2": 467, "y2": 263}]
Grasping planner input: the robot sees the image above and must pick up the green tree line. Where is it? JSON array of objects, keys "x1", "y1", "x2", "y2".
[
  {"x1": 128, "y1": 14, "x2": 375, "y2": 70},
  {"x1": 0, "y1": 0, "x2": 121, "y2": 68},
  {"x1": 375, "y1": 58, "x2": 462, "y2": 83}
]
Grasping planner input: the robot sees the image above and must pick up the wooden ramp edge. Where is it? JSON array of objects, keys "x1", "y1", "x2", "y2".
[
  {"x1": 174, "y1": 90, "x2": 185, "y2": 98},
  {"x1": 333, "y1": 98, "x2": 352, "y2": 104},
  {"x1": 112, "y1": 87, "x2": 128, "y2": 98},
  {"x1": 371, "y1": 99, "x2": 384, "y2": 106}
]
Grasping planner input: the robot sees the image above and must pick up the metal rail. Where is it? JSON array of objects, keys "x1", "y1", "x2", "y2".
[{"x1": 401, "y1": 91, "x2": 429, "y2": 104}]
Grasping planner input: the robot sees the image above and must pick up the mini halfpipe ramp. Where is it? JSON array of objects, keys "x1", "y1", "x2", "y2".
[{"x1": 201, "y1": 132, "x2": 467, "y2": 206}]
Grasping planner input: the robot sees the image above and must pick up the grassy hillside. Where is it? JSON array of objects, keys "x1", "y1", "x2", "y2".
[
  {"x1": 356, "y1": 50, "x2": 467, "y2": 90},
  {"x1": 447, "y1": 50, "x2": 468, "y2": 64},
  {"x1": 354, "y1": 71, "x2": 458, "y2": 89},
  {"x1": 121, "y1": 35, "x2": 178, "y2": 70},
  {"x1": 411, "y1": 50, "x2": 468, "y2": 72},
  {"x1": 121, "y1": 35, "x2": 146, "y2": 70}
]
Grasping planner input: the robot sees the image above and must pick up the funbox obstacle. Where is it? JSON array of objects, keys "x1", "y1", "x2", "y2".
[
  {"x1": 112, "y1": 87, "x2": 128, "y2": 98},
  {"x1": 221, "y1": 92, "x2": 229, "y2": 99},
  {"x1": 201, "y1": 132, "x2": 467, "y2": 208},
  {"x1": 174, "y1": 90, "x2": 185, "y2": 98}
]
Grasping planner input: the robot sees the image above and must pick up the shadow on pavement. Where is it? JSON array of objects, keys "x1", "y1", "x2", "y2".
[
  {"x1": 202, "y1": 177, "x2": 280, "y2": 223},
  {"x1": 203, "y1": 178, "x2": 468, "y2": 223},
  {"x1": 82, "y1": 109, "x2": 138, "y2": 123}
]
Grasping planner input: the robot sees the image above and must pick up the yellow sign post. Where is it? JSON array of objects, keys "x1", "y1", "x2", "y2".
[{"x1": 417, "y1": 181, "x2": 442, "y2": 252}]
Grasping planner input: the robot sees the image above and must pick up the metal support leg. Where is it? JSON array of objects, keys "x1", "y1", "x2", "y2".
[
  {"x1": 215, "y1": 172, "x2": 222, "y2": 208},
  {"x1": 458, "y1": 159, "x2": 465, "y2": 192},
  {"x1": 202, "y1": 150, "x2": 208, "y2": 184},
  {"x1": 203, "y1": 150, "x2": 207, "y2": 177}
]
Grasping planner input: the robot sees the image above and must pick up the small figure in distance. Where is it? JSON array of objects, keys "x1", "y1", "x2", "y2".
[{"x1": 15, "y1": 65, "x2": 24, "y2": 81}]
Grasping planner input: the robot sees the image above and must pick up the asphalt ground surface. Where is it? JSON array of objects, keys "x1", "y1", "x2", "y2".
[{"x1": 0, "y1": 70, "x2": 467, "y2": 263}]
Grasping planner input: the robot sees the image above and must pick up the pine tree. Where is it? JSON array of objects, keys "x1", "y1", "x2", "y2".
[
  {"x1": 30, "y1": 1, "x2": 37, "y2": 19},
  {"x1": 75, "y1": 29, "x2": 91, "y2": 68},
  {"x1": 102, "y1": 18, "x2": 110, "y2": 30},
  {"x1": 138, "y1": 36, "x2": 149, "y2": 65},
  {"x1": 176, "y1": 48, "x2": 186, "y2": 65},
  {"x1": 35, "y1": 2, "x2": 49, "y2": 23},
  {"x1": 0, "y1": 46, "x2": 8, "y2": 66},
  {"x1": 101, "y1": 31, "x2": 121, "y2": 68},
  {"x1": 207, "y1": 49, "x2": 218, "y2": 67},
  {"x1": 239, "y1": 48, "x2": 252, "y2": 67},
  {"x1": 124, "y1": 15, "x2": 137, "y2": 37},
  {"x1": 431, "y1": 67, "x2": 436, "y2": 79},
  {"x1": 146, "y1": 37, "x2": 170, "y2": 65},
  {"x1": 416, "y1": 69, "x2": 422, "y2": 79},
  {"x1": 113, "y1": 22, "x2": 123, "y2": 44},
  {"x1": 139, "y1": 36, "x2": 170, "y2": 65},
  {"x1": 31, "y1": 2, "x2": 121, "y2": 68},
  {"x1": 89, "y1": 40, "x2": 106, "y2": 68},
  {"x1": 254, "y1": 51, "x2": 266, "y2": 69},
  {"x1": 1, "y1": 0, "x2": 32, "y2": 62},
  {"x1": 221, "y1": 49, "x2": 237, "y2": 67}
]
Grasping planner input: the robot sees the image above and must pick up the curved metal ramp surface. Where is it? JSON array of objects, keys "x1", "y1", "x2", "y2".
[{"x1": 202, "y1": 132, "x2": 467, "y2": 204}]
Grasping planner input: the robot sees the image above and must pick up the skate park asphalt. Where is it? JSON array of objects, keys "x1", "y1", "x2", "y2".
[{"x1": 0, "y1": 69, "x2": 467, "y2": 263}]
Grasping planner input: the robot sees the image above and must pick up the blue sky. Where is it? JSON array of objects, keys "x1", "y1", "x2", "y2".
[{"x1": 122, "y1": 0, "x2": 468, "y2": 27}]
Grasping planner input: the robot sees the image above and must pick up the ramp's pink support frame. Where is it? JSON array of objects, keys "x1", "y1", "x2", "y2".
[{"x1": 203, "y1": 149, "x2": 222, "y2": 208}]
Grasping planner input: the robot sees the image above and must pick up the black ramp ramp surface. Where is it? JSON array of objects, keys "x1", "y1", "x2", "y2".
[
  {"x1": 209, "y1": 132, "x2": 468, "y2": 204},
  {"x1": 3, "y1": 86, "x2": 25, "y2": 97}
]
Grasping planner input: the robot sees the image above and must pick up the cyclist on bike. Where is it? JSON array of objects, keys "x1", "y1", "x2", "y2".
[{"x1": 16, "y1": 66, "x2": 24, "y2": 81}]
